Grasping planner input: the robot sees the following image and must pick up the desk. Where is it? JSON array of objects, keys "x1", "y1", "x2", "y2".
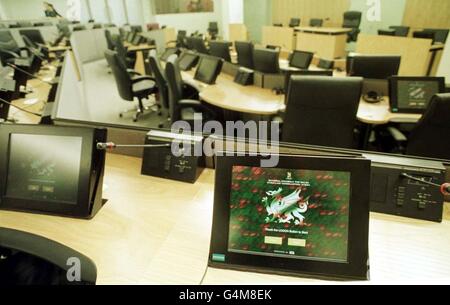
[
  {"x1": 181, "y1": 70, "x2": 285, "y2": 116},
  {"x1": 262, "y1": 26, "x2": 296, "y2": 52},
  {"x1": 295, "y1": 27, "x2": 351, "y2": 59},
  {"x1": 1, "y1": 153, "x2": 450, "y2": 284},
  {"x1": 357, "y1": 97, "x2": 422, "y2": 125},
  {"x1": 124, "y1": 43, "x2": 156, "y2": 75}
]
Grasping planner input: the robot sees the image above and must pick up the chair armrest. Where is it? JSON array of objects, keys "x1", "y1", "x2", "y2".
[
  {"x1": 127, "y1": 69, "x2": 141, "y2": 76},
  {"x1": 387, "y1": 127, "x2": 408, "y2": 142},
  {"x1": 0, "y1": 49, "x2": 19, "y2": 58}
]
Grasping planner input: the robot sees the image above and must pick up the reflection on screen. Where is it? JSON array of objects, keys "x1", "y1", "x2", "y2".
[
  {"x1": 228, "y1": 166, "x2": 350, "y2": 263},
  {"x1": 397, "y1": 80, "x2": 440, "y2": 109},
  {"x1": 6, "y1": 134, "x2": 83, "y2": 205}
]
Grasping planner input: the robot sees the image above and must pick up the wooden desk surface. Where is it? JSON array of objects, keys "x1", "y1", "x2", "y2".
[
  {"x1": 182, "y1": 70, "x2": 285, "y2": 116},
  {"x1": 295, "y1": 27, "x2": 352, "y2": 34},
  {"x1": 125, "y1": 43, "x2": 156, "y2": 52},
  {"x1": 357, "y1": 97, "x2": 422, "y2": 125},
  {"x1": 1, "y1": 153, "x2": 450, "y2": 284}
]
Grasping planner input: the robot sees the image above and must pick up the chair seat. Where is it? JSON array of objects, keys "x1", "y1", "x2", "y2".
[{"x1": 132, "y1": 79, "x2": 156, "y2": 95}]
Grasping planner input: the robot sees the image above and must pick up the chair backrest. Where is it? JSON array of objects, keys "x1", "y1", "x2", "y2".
[
  {"x1": 0, "y1": 30, "x2": 19, "y2": 51},
  {"x1": 111, "y1": 35, "x2": 129, "y2": 62},
  {"x1": 105, "y1": 30, "x2": 115, "y2": 51},
  {"x1": 389, "y1": 26, "x2": 410, "y2": 37},
  {"x1": 185, "y1": 36, "x2": 196, "y2": 50},
  {"x1": 165, "y1": 59, "x2": 185, "y2": 122},
  {"x1": 209, "y1": 41, "x2": 231, "y2": 62},
  {"x1": 343, "y1": 11, "x2": 362, "y2": 28},
  {"x1": 413, "y1": 31, "x2": 436, "y2": 41},
  {"x1": 148, "y1": 54, "x2": 169, "y2": 109},
  {"x1": 378, "y1": 29, "x2": 396, "y2": 36},
  {"x1": 19, "y1": 29, "x2": 46, "y2": 45},
  {"x1": 309, "y1": 19, "x2": 323, "y2": 27},
  {"x1": 406, "y1": 93, "x2": 450, "y2": 160},
  {"x1": 283, "y1": 76, "x2": 363, "y2": 148},
  {"x1": 318, "y1": 58, "x2": 334, "y2": 70},
  {"x1": 424, "y1": 29, "x2": 449, "y2": 44},
  {"x1": 104, "y1": 50, "x2": 133, "y2": 101},
  {"x1": 192, "y1": 37, "x2": 209, "y2": 54},
  {"x1": 235, "y1": 41, "x2": 254, "y2": 69},
  {"x1": 21, "y1": 35, "x2": 38, "y2": 50},
  {"x1": 73, "y1": 25, "x2": 86, "y2": 31},
  {"x1": 131, "y1": 25, "x2": 143, "y2": 33},
  {"x1": 289, "y1": 18, "x2": 301, "y2": 27}
]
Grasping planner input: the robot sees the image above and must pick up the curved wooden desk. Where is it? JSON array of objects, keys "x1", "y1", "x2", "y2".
[
  {"x1": 182, "y1": 71, "x2": 285, "y2": 116},
  {"x1": 357, "y1": 97, "x2": 422, "y2": 125},
  {"x1": 1, "y1": 153, "x2": 450, "y2": 284}
]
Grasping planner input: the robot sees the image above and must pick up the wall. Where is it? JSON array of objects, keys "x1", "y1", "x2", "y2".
[
  {"x1": 403, "y1": 0, "x2": 450, "y2": 29},
  {"x1": 437, "y1": 34, "x2": 450, "y2": 82},
  {"x1": 350, "y1": 0, "x2": 407, "y2": 35},
  {"x1": 244, "y1": 0, "x2": 271, "y2": 43},
  {"x1": 153, "y1": 0, "x2": 223, "y2": 35}
]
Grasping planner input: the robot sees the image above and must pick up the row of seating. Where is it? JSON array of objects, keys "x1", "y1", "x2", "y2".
[{"x1": 378, "y1": 27, "x2": 449, "y2": 44}]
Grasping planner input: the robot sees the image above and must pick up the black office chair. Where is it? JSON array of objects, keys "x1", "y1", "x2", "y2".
[
  {"x1": 389, "y1": 26, "x2": 410, "y2": 37},
  {"x1": 424, "y1": 29, "x2": 449, "y2": 44},
  {"x1": 130, "y1": 25, "x2": 143, "y2": 33},
  {"x1": 282, "y1": 76, "x2": 363, "y2": 148},
  {"x1": 0, "y1": 30, "x2": 32, "y2": 66},
  {"x1": 309, "y1": 19, "x2": 323, "y2": 27},
  {"x1": 184, "y1": 36, "x2": 196, "y2": 50},
  {"x1": 72, "y1": 25, "x2": 86, "y2": 31},
  {"x1": 289, "y1": 18, "x2": 301, "y2": 28},
  {"x1": 209, "y1": 41, "x2": 231, "y2": 62},
  {"x1": 148, "y1": 54, "x2": 169, "y2": 111},
  {"x1": 191, "y1": 37, "x2": 209, "y2": 54},
  {"x1": 176, "y1": 30, "x2": 187, "y2": 48},
  {"x1": 378, "y1": 29, "x2": 396, "y2": 36},
  {"x1": 19, "y1": 29, "x2": 46, "y2": 46},
  {"x1": 208, "y1": 22, "x2": 219, "y2": 40},
  {"x1": 104, "y1": 50, "x2": 158, "y2": 122},
  {"x1": 343, "y1": 11, "x2": 362, "y2": 42},
  {"x1": 111, "y1": 35, "x2": 137, "y2": 69},
  {"x1": 413, "y1": 31, "x2": 436, "y2": 42},
  {"x1": 387, "y1": 94, "x2": 450, "y2": 160},
  {"x1": 104, "y1": 30, "x2": 116, "y2": 51},
  {"x1": 165, "y1": 59, "x2": 215, "y2": 125},
  {"x1": 235, "y1": 41, "x2": 254, "y2": 69}
]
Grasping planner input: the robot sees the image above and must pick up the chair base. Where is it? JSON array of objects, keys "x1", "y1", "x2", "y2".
[{"x1": 119, "y1": 98, "x2": 162, "y2": 122}]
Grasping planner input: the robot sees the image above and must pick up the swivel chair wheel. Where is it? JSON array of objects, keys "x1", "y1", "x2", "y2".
[{"x1": 119, "y1": 113, "x2": 123, "y2": 118}]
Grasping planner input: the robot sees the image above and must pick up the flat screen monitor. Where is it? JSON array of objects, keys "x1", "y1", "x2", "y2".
[
  {"x1": 0, "y1": 124, "x2": 107, "y2": 219},
  {"x1": 131, "y1": 34, "x2": 143, "y2": 46},
  {"x1": 347, "y1": 55, "x2": 401, "y2": 79},
  {"x1": 289, "y1": 50, "x2": 314, "y2": 70},
  {"x1": 253, "y1": 48, "x2": 280, "y2": 74},
  {"x1": 177, "y1": 51, "x2": 199, "y2": 71},
  {"x1": 389, "y1": 76, "x2": 445, "y2": 114},
  {"x1": 194, "y1": 56, "x2": 223, "y2": 84},
  {"x1": 209, "y1": 154, "x2": 370, "y2": 280}
]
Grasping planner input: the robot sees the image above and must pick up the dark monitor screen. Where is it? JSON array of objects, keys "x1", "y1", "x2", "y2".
[
  {"x1": 194, "y1": 56, "x2": 223, "y2": 84},
  {"x1": 390, "y1": 76, "x2": 445, "y2": 114},
  {"x1": 209, "y1": 154, "x2": 371, "y2": 280},
  {"x1": 289, "y1": 50, "x2": 314, "y2": 69},
  {"x1": 347, "y1": 55, "x2": 401, "y2": 79},
  {"x1": 161, "y1": 48, "x2": 178, "y2": 62},
  {"x1": 177, "y1": 52, "x2": 199, "y2": 71},
  {"x1": 6, "y1": 134, "x2": 82, "y2": 205},
  {"x1": 0, "y1": 124, "x2": 107, "y2": 218},
  {"x1": 253, "y1": 48, "x2": 280, "y2": 74}
]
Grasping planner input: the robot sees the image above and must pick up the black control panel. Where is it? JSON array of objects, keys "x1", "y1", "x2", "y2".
[
  {"x1": 370, "y1": 162, "x2": 445, "y2": 222},
  {"x1": 141, "y1": 130, "x2": 205, "y2": 183}
]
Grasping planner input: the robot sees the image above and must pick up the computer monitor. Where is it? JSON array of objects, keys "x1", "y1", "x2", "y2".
[
  {"x1": 347, "y1": 55, "x2": 401, "y2": 79},
  {"x1": 19, "y1": 29, "x2": 46, "y2": 45},
  {"x1": 0, "y1": 124, "x2": 107, "y2": 219},
  {"x1": 194, "y1": 55, "x2": 223, "y2": 84},
  {"x1": 289, "y1": 50, "x2": 314, "y2": 70},
  {"x1": 177, "y1": 51, "x2": 200, "y2": 71},
  {"x1": 192, "y1": 37, "x2": 209, "y2": 54},
  {"x1": 209, "y1": 154, "x2": 370, "y2": 280},
  {"x1": 131, "y1": 34, "x2": 143, "y2": 46},
  {"x1": 389, "y1": 76, "x2": 445, "y2": 114},
  {"x1": 253, "y1": 48, "x2": 280, "y2": 74},
  {"x1": 126, "y1": 31, "x2": 136, "y2": 43}
]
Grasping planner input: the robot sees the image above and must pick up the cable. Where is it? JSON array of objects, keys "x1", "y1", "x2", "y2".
[
  {"x1": 0, "y1": 97, "x2": 42, "y2": 117},
  {"x1": 401, "y1": 173, "x2": 450, "y2": 195},
  {"x1": 199, "y1": 265, "x2": 208, "y2": 285}
]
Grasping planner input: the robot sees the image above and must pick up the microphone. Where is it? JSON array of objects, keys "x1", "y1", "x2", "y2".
[
  {"x1": 96, "y1": 142, "x2": 171, "y2": 150},
  {"x1": 0, "y1": 96, "x2": 42, "y2": 118},
  {"x1": 401, "y1": 173, "x2": 450, "y2": 196}
]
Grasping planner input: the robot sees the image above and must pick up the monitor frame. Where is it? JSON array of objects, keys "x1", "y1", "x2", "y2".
[
  {"x1": 209, "y1": 153, "x2": 371, "y2": 281},
  {"x1": 177, "y1": 51, "x2": 199, "y2": 71},
  {"x1": 347, "y1": 55, "x2": 401, "y2": 80},
  {"x1": 389, "y1": 76, "x2": 446, "y2": 114},
  {"x1": 194, "y1": 55, "x2": 223, "y2": 85},
  {"x1": 289, "y1": 50, "x2": 314, "y2": 70},
  {"x1": 0, "y1": 124, "x2": 107, "y2": 219},
  {"x1": 253, "y1": 48, "x2": 280, "y2": 74}
]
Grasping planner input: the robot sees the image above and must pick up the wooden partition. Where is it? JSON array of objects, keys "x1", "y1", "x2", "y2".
[
  {"x1": 356, "y1": 34, "x2": 433, "y2": 76},
  {"x1": 229, "y1": 24, "x2": 248, "y2": 42},
  {"x1": 262, "y1": 26, "x2": 295, "y2": 51},
  {"x1": 403, "y1": 0, "x2": 450, "y2": 29},
  {"x1": 272, "y1": 0, "x2": 350, "y2": 27}
]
